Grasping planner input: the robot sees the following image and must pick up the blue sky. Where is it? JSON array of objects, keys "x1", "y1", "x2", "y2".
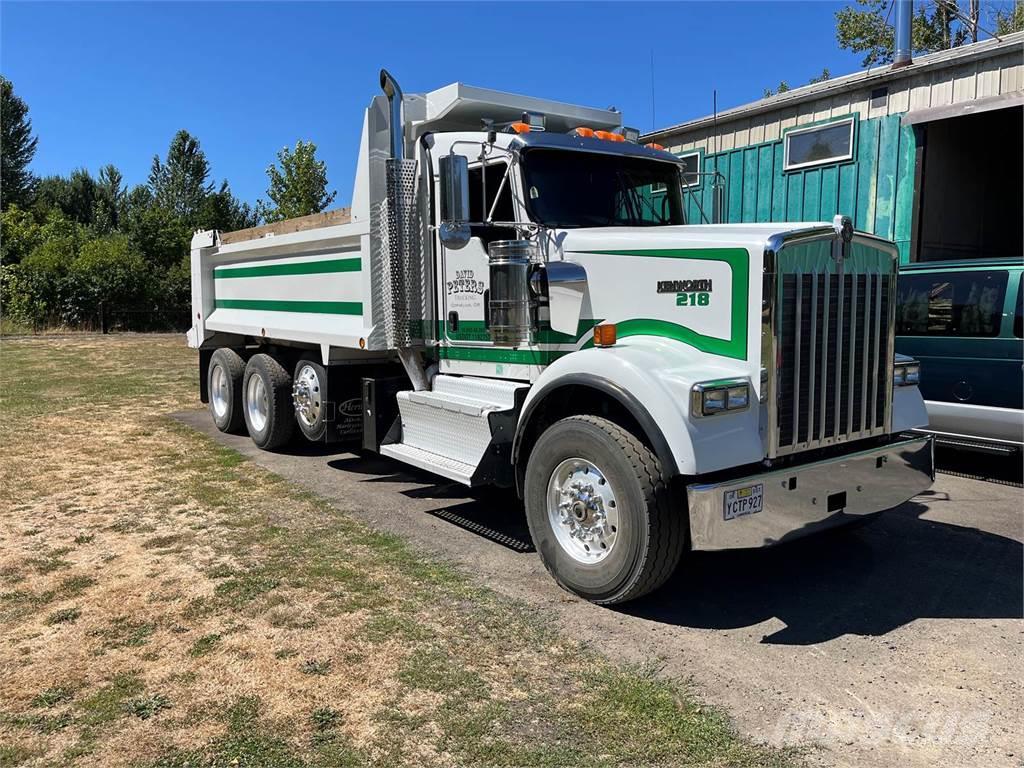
[{"x1": 2, "y1": 1, "x2": 872, "y2": 208}]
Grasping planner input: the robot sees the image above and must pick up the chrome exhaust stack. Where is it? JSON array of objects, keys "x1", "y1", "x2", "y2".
[
  {"x1": 380, "y1": 68, "x2": 405, "y2": 160},
  {"x1": 377, "y1": 69, "x2": 427, "y2": 391}
]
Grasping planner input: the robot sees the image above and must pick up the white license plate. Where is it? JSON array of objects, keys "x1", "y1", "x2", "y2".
[{"x1": 724, "y1": 483, "x2": 764, "y2": 520}]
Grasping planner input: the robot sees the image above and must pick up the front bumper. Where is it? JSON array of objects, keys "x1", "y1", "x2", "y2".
[{"x1": 686, "y1": 435, "x2": 934, "y2": 550}]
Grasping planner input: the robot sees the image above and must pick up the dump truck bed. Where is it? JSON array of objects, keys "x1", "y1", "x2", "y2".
[{"x1": 187, "y1": 206, "x2": 383, "y2": 357}]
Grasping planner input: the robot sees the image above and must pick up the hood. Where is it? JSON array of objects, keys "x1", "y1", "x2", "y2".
[{"x1": 558, "y1": 222, "x2": 835, "y2": 257}]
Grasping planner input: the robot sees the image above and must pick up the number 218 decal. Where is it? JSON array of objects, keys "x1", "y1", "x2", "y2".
[{"x1": 676, "y1": 292, "x2": 710, "y2": 306}]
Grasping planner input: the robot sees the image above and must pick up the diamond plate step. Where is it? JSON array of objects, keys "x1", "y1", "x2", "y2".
[{"x1": 379, "y1": 443, "x2": 476, "y2": 485}]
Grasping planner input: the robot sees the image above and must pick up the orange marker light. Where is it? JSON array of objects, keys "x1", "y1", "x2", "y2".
[
  {"x1": 572, "y1": 126, "x2": 595, "y2": 137},
  {"x1": 508, "y1": 122, "x2": 531, "y2": 134},
  {"x1": 645, "y1": 142, "x2": 665, "y2": 150},
  {"x1": 593, "y1": 324, "x2": 617, "y2": 347},
  {"x1": 594, "y1": 130, "x2": 625, "y2": 142}
]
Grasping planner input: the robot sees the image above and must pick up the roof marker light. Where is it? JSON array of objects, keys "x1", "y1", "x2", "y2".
[
  {"x1": 645, "y1": 142, "x2": 665, "y2": 150},
  {"x1": 507, "y1": 122, "x2": 531, "y2": 134},
  {"x1": 594, "y1": 130, "x2": 625, "y2": 142},
  {"x1": 571, "y1": 126, "x2": 595, "y2": 138}
]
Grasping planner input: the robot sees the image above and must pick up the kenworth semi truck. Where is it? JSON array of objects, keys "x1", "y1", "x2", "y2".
[{"x1": 188, "y1": 71, "x2": 934, "y2": 605}]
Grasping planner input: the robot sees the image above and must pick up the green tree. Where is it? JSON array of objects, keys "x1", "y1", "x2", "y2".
[
  {"x1": 257, "y1": 140, "x2": 336, "y2": 223},
  {"x1": 94, "y1": 164, "x2": 125, "y2": 233},
  {"x1": 70, "y1": 233, "x2": 149, "y2": 322},
  {"x1": 764, "y1": 81, "x2": 791, "y2": 98},
  {"x1": 200, "y1": 181, "x2": 258, "y2": 232},
  {"x1": 0, "y1": 204, "x2": 41, "y2": 265},
  {"x1": 148, "y1": 130, "x2": 214, "y2": 225},
  {"x1": 992, "y1": 0, "x2": 1024, "y2": 34},
  {"x1": 34, "y1": 169, "x2": 98, "y2": 226},
  {"x1": 835, "y1": 0, "x2": 969, "y2": 68},
  {"x1": 1, "y1": 76, "x2": 39, "y2": 210},
  {"x1": 809, "y1": 67, "x2": 832, "y2": 84}
]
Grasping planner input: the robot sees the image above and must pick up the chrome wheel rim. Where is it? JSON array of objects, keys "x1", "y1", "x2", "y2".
[
  {"x1": 546, "y1": 458, "x2": 619, "y2": 564},
  {"x1": 246, "y1": 373, "x2": 269, "y2": 433},
  {"x1": 210, "y1": 363, "x2": 229, "y2": 419},
  {"x1": 292, "y1": 364, "x2": 322, "y2": 428}
]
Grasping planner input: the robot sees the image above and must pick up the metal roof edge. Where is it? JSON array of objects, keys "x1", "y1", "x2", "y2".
[{"x1": 642, "y1": 31, "x2": 1024, "y2": 142}]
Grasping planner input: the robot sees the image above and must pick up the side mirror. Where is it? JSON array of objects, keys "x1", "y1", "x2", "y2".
[{"x1": 439, "y1": 154, "x2": 471, "y2": 249}]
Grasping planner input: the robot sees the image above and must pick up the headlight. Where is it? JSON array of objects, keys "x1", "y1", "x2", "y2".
[
  {"x1": 691, "y1": 379, "x2": 751, "y2": 418},
  {"x1": 893, "y1": 360, "x2": 921, "y2": 387}
]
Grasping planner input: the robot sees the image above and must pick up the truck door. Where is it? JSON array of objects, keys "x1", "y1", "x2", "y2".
[{"x1": 442, "y1": 161, "x2": 517, "y2": 345}]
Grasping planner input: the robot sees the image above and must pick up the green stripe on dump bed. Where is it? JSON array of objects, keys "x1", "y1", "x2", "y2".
[
  {"x1": 214, "y1": 257, "x2": 361, "y2": 279},
  {"x1": 215, "y1": 299, "x2": 363, "y2": 315}
]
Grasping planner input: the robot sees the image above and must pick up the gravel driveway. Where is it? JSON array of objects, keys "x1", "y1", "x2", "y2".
[{"x1": 176, "y1": 410, "x2": 1023, "y2": 768}]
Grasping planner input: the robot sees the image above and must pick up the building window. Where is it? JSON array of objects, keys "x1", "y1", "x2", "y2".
[
  {"x1": 653, "y1": 149, "x2": 702, "y2": 192},
  {"x1": 783, "y1": 117, "x2": 855, "y2": 171}
]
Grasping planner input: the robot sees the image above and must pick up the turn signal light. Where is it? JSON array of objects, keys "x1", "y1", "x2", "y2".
[
  {"x1": 593, "y1": 324, "x2": 617, "y2": 347},
  {"x1": 508, "y1": 122, "x2": 531, "y2": 134},
  {"x1": 645, "y1": 142, "x2": 665, "y2": 150},
  {"x1": 572, "y1": 126, "x2": 595, "y2": 138},
  {"x1": 594, "y1": 130, "x2": 625, "y2": 142}
]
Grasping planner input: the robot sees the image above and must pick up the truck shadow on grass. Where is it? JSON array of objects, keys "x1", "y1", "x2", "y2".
[
  {"x1": 623, "y1": 493, "x2": 1024, "y2": 644},
  {"x1": 327, "y1": 455, "x2": 536, "y2": 552}
]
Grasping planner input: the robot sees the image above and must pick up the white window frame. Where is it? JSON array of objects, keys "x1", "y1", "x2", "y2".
[
  {"x1": 783, "y1": 116, "x2": 855, "y2": 171},
  {"x1": 652, "y1": 149, "x2": 701, "y2": 193},
  {"x1": 678, "y1": 150, "x2": 702, "y2": 188}
]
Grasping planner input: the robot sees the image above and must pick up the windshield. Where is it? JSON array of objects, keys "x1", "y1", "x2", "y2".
[{"x1": 521, "y1": 148, "x2": 685, "y2": 228}]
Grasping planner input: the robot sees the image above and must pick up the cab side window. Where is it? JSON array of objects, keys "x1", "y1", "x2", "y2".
[
  {"x1": 468, "y1": 162, "x2": 515, "y2": 243},
  {"x1": 896, "y1": 270, "x2": 1008, "y2": 337}
]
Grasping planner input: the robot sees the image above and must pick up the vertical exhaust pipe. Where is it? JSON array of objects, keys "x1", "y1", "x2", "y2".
[
  {"x1": 380, "y1": 69, "x2": 404, "y2": 160},
  {"x1": 893, "y1": 0, "x2": 913, "y2": 69},
  {"x1": 377, "y1": 68, "x2": 428, "y2": 391}
]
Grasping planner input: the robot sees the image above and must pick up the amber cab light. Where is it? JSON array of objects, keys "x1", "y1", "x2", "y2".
[
  {"x1": 593, "y1": 324, "x2": 617, "y2": 347},
  {"x1": 572, "y1": 126, "x2": 595, "y2": 137},
  {"x1": 594, "y1": 130, "x2": 625, "y2": 142},
  {"x1": 645, "y1": 142, "x2": 665, "y2": 150},
  {"x1": 508, "y1": 122, "x2": 531, "y2": 134}
]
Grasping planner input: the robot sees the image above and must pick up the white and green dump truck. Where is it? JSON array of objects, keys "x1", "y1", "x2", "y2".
[{"x1": 188, "y1": 71, "x2": 934, "y2": 604}]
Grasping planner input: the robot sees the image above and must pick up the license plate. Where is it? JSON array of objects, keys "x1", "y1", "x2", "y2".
[{"x1": 724, "y1": 483, "x2": 764, "y2": 520}]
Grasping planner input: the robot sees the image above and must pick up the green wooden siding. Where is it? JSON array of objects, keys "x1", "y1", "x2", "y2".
[{"x1": 679, "y1": 114, "x2": 917, "y2": 263}]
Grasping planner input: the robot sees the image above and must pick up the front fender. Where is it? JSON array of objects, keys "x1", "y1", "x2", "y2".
[{"x1": 515, "y1": 336, "x2": 764, "y2": 476}]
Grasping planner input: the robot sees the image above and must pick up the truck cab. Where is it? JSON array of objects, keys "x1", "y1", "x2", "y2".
[{"x1": 188, "y1": 71, "x2": 934, "y2": 605}]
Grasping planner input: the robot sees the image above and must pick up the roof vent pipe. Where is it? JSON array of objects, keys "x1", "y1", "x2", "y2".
[
  {"x1": 380, "y1": 69, "x2": 404, "y2": 160},
  {"x1": 893, "y1": 0, "x2": 913, "y2": 69}
]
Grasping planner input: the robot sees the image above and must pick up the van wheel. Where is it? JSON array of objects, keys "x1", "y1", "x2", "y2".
[
  {"x1": 243, "y1": 354, "x2": 295, "y2": 450},
  {"x1": 523, "y1": 415, "x2": 685, "y2": 605},
  {"x1": 208, "y1": 348, "x2": 245, "y2": 434},
  {"x1": 293, "y1": 359, "x2": 328, "y2": 442}
]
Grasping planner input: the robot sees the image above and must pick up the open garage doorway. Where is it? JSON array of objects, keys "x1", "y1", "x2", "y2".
[{"x1": 913, "y1": 106, "x2": 1023, "y2": 262}]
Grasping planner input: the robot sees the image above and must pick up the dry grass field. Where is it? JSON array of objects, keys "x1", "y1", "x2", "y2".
[{"x1": 0, "y1": 335, "x2": 797, "y2": 768}]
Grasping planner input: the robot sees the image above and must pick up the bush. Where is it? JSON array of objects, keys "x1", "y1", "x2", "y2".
[{"x1": 70, "y1": 234, "x2": 150, "y2": 321}]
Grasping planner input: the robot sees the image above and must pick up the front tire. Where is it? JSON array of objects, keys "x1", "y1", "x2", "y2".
[
  {"x1": 208, "y1": 348, "x2": 246, "y2": 434},
  {"x1": 242, "y1": 353, "x2": 295, "y2": 450},
  {"x1": 523, "y1": 415, "x2": 685, "y2": 605}
]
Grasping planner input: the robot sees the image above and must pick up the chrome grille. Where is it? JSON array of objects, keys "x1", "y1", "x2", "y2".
[{"x1": 775, "y1": 268, "x2": 893, "y2": 454}]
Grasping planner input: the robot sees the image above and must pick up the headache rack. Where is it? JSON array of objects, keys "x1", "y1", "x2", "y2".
[{"x1": 765, "y1": 230, "x2": 898, "y2": 459}]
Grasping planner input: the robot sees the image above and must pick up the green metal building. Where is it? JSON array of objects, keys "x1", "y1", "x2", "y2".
[{"x1": 643, "y1": 32, "x2": 1023, "y2": 264}]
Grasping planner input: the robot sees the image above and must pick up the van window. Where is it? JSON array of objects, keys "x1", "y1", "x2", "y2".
[
  {"x1": 896, "y1": 270, "x2": 1008, "y2": 337},
  {"x1": 1015, "y1": 275, "x2": 1023, "y2": 338}
]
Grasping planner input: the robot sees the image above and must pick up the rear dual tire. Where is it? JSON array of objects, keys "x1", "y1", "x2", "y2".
[{"x1": 242, "y1": 353, "x2": 295, "y2": 450}]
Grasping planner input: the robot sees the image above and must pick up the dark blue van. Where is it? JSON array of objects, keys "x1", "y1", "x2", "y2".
[{"x1": 895, "y1": 259, "x2": 1024, "y2": 453}]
